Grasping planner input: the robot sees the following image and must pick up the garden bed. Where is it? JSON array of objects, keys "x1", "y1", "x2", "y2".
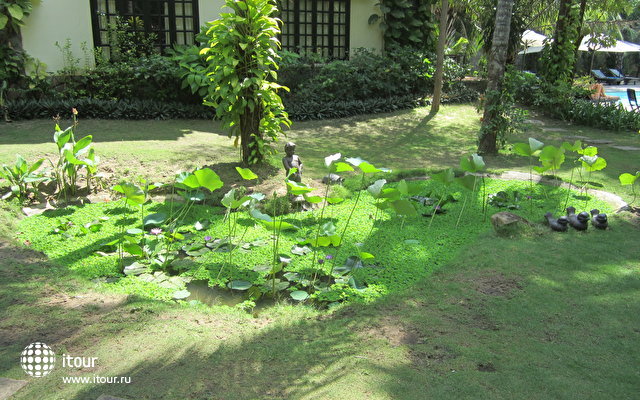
[{"x1": 17, "y1": 178, "x2": 612, "y2": 309}]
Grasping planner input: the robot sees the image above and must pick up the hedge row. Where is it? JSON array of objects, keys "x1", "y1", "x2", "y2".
[{"x1": 6, "y1": 95, "x2": 439, "y2": 122}]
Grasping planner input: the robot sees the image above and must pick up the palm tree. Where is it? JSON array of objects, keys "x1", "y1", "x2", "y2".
[
  {"x1": 478, "y1": 0, "x2": 515, "y2": 154},
  {"x1": 430, "y1": 0, "x2": 450, "y2": 114}
]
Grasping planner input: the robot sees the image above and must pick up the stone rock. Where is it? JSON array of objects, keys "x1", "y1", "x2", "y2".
[
  {"x1": 322, "y1": 173, "x2": 344, "y2": 185},
  {"x1": 584, "y1": 139, "x2": 613, "y2": 145},
  {"x1": 609, "y1": 145, "x2": 640, "y2": 151},
  {"x1": 491, "y1": 212, "x2": 530, "y2": 236},
  {"x1": 22, "y1": 201, "x2": 55, "y2": 217},
  {"x1": 0, "y1": 378, "x2": 28, "y2": 399},
  {"x1": 123, "y1": 262, "x2": 149, "y2": 276}
]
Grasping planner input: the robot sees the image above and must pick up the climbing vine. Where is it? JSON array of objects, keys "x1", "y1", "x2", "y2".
[
  {"x1": 539, "y1": 0, "x2": 582, "y2": 85},
  {"x1": 0, "y1": 0, "x2": 33, "y2": 83},
  {"x1": 369, "y1": 0, "x2": 438, "y2": 52},
  {"x1": 200, "y1": 0, "x2": 290, "y2": 165}
]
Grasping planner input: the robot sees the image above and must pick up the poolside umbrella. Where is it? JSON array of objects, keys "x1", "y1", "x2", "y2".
[
  {"x1": 578, "y1": 34, "x2": 640, "y2": 53},
  {"x1": 578, "y1": 34, "x2": 640, "y2": 71},
  {"x1": 520, "y1": 30, "x2": 548, "y2": 54}
]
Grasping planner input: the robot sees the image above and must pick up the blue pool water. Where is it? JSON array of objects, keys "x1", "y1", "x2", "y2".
[{"x1": 606, "y1": 91, "x2": 632, "y2": 109}]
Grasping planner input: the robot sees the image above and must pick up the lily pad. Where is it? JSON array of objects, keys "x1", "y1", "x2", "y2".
[
  {"x1": 123, "y1": 262, "x2": 149, "y2": 276},
  {"x1": 172, "y1": 290, "x2": 191, "y2": 300},
  {"x1": 143, "y1": 212, "x2": 167, "y2": 228},
  {"x1": 228, "y1": 280, "x2": 252, "y2": 291},
  {"x1": 290, "y1": 290, "x2": 310, "y2": 301},
  {"x1": 291, "y1": 245, "x2": 311, "y2": 256}
]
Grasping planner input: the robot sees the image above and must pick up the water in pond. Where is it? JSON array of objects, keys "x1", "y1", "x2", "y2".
[{"x1": 185, "y1": 280, "x2": 276, "y2": 315}]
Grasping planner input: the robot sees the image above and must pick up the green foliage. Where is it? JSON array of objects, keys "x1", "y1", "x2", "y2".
[
  {"x1": 507, "y1": 69, "x2": 640, "y2": 132},
  {"x1": 539, "y1": 0, "x2": 582, "y2": 85},
  {"x1": 169, "y1": 44, "x2": 210, "y2": 97},
  {"x1": 287, "y1": 47, "x2": 433, "y2": 103},
  {"x1": 6, "y1": 98, "x2": 213, "y2": 120},
  {"x1": 200, "y1": 0, "x2": 290, "y2": 164},
  {"x1": 104, "y1": 15, "x2": 159, "y2": 62},
  {"x1": 0, "y1": 154, "x2": 46, "y2": 199},
  {"x1": 369, "y1": 0, "x2": 438, "y2": 52},
  {"x1": 477, "y1": 84, "x2": 528, "y2": 150},
  {"x1": 51, "y1": 54, "x2": 198, "y2": 103},
  {"x1": 619, "y1": 171, "x2": 639, "y2": 205},
  {"x1": 0, "y1": 0, "x2": 34, "y2": 90},
  {"x1": 52, "y1": 123, "x2": 100, "y2": 196}
]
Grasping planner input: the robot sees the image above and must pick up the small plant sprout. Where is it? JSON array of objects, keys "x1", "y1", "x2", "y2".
[
  {"x1": 329, "y1": 157, "x2": 388, "y2": 274},
  {"x1": 619, "y1": 171, "x2": 640, "y2": 205},
  {"x1": 578, "y1": 147, "x2": 607, "y2": 208},
  {"x1": 455, "y1": 153, "x2": 486, "y2": 226},
  {"x1": 429, "y1": 168, "x2": 455, "y2": 227},
  {"x1": 535, "y1": 145, "x2": 565, "y2": 184},
  {"x1": 367, "y1": 178, "x2": 387, "y2": 232},
  {"x1": 217, "y1": 167, "x2": 260, "y2": 278},
  {"x1": 560, "y1": 140, "x2": 583, "y2": 211},
  {"x1": 306, "y1": 153, "x2": 352, "y2": 279},
  {"x1": 0, "y1": 155, "x2": 47, "y2": 200},
  {"x1": 513, "y1": 138, "x2": 543, "y2": 214}
]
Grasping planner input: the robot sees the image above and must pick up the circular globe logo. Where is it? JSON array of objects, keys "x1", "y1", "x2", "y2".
[{"x1": 20, "y1": 342, "x2": 56, "y2": 378}]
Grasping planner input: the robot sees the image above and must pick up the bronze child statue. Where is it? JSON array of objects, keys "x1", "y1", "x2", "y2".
[{"x1": 282, "y1": 142, "x2": 303, "y2": 182}]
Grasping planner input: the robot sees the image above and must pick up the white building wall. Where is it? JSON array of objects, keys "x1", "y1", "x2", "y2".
[{"x1": 21, "y1": 0, "x2": 383, "y2": 73}]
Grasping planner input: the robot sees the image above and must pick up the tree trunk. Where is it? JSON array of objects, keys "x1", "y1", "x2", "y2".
[
  {"x1": 478, "y1": 0, "x2": 514, "y2": 155},
  {"x1": 430, "y1": 0, "x2": 449, "y2": 114},
  {"x1": 572, "y1": 0, "x2": 588, "y2": 75},
  {"x1": 239, "y1": 104, "x2": 262, "y2": 165}
]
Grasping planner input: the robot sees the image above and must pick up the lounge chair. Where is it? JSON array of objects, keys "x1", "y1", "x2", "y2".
[
  {"x1": 609, "y1": 69, "x2": 640, "y2": 85},
  {"x1": 591, "y1": 69, "x2": 624, "y2": 84},
  {"x1": 627, "y1": 89, "x2": 640, "y2": 111}
]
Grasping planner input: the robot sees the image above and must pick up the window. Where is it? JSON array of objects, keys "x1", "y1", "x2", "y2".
[
  {"x1": 90, "y1": 0, "x2": 199, "y2": 57},
  {"x1": 279, "y1": 0, "x2": 350, "y2": 60}
]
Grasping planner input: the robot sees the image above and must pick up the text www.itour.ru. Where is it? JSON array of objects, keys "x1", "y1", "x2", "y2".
[{"x1": 62, "y1": 376, "x2": 132, "y2": 384}]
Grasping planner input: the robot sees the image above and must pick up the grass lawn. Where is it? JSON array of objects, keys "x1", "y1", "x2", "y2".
[{"x1": 0, "y1": 104, "x2": 639, "y2": 399}]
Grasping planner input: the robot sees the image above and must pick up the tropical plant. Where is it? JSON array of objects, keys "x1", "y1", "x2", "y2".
[
  {"x1": 51, "y1": 121, "x2": 100, "y2": 197},
  {"x1": 0, "y1": 0, "x2": 33, "y2": 85},
  {"x1": 329, "y1": 157, "x2": 389, "y2": 273},
  {"x1": 513, "y1": 137, "x2": 544, "y2": 214},
  {"x1": 200, "y1": 0, "x2": 291, "y2": 164},
  {"x1": 578, "y1": 146, "x2": 607, "y2": 207},
  {"x1": 429, "y1": 167, "x2": 456, "y2": 226},
  {"x1": 455, "y1": 153, "x2": 486, "y2": 226},
  {"x1": 217, "y1": 167, "x2": 261, "y2": 279},
  {"x1": 368, "y1": 0, "x2": 438, "y2": 51},
  {"x1": 0, "y1": 154, "x2": 46, "y2": 200},
  {"x1": 619, "y1": 171, "x2": 639, "y2": 205}
]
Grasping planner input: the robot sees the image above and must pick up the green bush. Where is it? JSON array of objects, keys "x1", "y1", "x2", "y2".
[
  {"x1": 283, "y1": 47, "x2": 433, "y2": 103},
  {"x1": 51, "y1": 55, "x2": 200, "y2": 104},
  {"x1": 507, "y1": 69, "x2": 640, "y2": 131},
  {"x1": 7, "y1": 95, "x2": 429, "y2": 121},
  {"x1": 6, "y1": 98, "x2": 214, "y2": 120}
]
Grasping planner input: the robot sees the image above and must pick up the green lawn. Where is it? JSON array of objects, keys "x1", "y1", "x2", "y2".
[{"x1": 0, "y1": 104, "x2": 639, "y2": 399}]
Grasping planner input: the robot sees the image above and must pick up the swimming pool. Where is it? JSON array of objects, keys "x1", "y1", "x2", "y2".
[{"x1": 605, "y1": 91, "x2": 632, "y2": 109}]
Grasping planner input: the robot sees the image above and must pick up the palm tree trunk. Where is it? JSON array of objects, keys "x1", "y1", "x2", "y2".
[
  {"x1": 478, "y1": 0, "x2": 514, "y2": 155},
  {"x1": 430, "y1": 0, "x2": 449, "y2": 114}
]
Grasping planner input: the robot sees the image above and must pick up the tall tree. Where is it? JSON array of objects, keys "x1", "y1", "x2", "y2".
[
  {"x1": 430, "y1": 0, "x2": 450, "y2": 113},
  {"x1": 478, "y1": 0, "x2": 514, "y2": 154}
]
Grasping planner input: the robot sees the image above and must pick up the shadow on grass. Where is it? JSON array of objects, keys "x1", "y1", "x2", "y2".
[{"x1": 53, "y1": 216, "x2": 640, "y2": 400}]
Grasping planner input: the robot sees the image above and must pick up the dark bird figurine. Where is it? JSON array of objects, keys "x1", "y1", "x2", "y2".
[
  {"x1": 566, "y1": 206, "x2": 589, "y2": 231},
  {"x1": 544, "y1": 212, "x2": 569, "y2": 232},
  {"x1": 590, "y1": 209, "x2": 608, "y2": 230}
]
